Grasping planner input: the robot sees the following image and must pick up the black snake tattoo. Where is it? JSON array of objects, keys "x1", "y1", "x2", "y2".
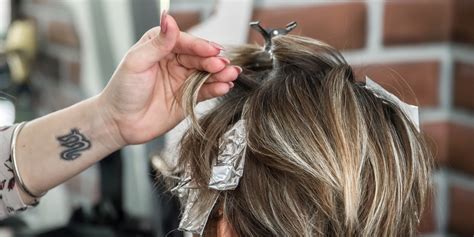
[{"x1": 57, "y1": 129, "x2": 91, "y2": 160}]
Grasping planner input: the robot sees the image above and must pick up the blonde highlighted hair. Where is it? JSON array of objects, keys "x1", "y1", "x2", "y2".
[{"x1": 162, "y1": 35, "x2": 433, "y2": 236}]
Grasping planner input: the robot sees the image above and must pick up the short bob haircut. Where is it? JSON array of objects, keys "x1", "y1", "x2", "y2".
[{"x1": 162, "y1": 34, "x2": 433, "y2": 237}]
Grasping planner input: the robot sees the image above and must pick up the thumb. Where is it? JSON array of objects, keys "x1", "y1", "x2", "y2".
[{"x1": 125, "y1": 12, "x2": 180, "y2": 72}]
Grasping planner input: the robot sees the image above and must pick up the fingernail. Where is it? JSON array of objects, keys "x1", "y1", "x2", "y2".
[
  {"x1": 209, "y1": 41, "x2": 224, "y2": 51},
  {"x1": 234, "y1": 66, "x2": 243, "y2": 74},
  {"x1": 161, "y1": 10, "x2": 168, "y2": 33},
  {"x1": 228, "y1": 82, "x2": 234, "y2": 88},
  {"x1": 218, "y1": 56, "x2": 230, "y2": 65}
]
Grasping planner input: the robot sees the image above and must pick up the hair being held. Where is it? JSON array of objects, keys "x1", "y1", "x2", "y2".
[{"x1": 159, "y1": 35, "x2": 433, "y2": 237}]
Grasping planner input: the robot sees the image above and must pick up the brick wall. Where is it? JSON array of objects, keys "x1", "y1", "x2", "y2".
[
  {"x1": 20, "y1": 0, "x2": 100, "y2": 217},
  {"x1": 180, "y1": 0, "x2": 474, "y2": 235},
  {"x1": 19, "y1": 0, "x2": 474, "y2": 235},
  {"x1": 22, "y1": 0, "x2": 83, "y2": 114},
  {"x1": 247, "y1": 1, "x2": 474, "y2": 236}
]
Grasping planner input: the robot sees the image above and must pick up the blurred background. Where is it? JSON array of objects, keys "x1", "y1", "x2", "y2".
[{"x1": 0, "y1": 0, "x2": 473, "y2": 236}]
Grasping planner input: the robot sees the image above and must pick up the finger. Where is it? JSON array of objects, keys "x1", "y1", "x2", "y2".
[
  {"x1": 125, "y1": 13, "x2": 180, "y2": 72},
  {"x1": 136, "y1": 26, "x2": 160, "y2": 45},
  {"x1": 205, "y1": 66, "x2": 241, "y2": 83},
  {"x1": 174, "y1": 32, "x2": 224, "y2": 57},
  {"x1": 176, "y1": 55, "x2": 230, "y2": 73},
  {"x1": 197, "y1": 82, "x2": 233, "y2": 102},
  {"x1": 136, "y1": 10, "x2": 173, "y2": 45}
]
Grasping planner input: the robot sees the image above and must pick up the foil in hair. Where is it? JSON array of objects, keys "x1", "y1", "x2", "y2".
[
  {"x1": 209, "y1": 119, "x2": 246, "y2": 190},
  {"x1": 178, "y1": 188, "x2": 219, "y2": 235},
  {"x1": 365, "y1": 76, "x2": 420, "y2": 130},
  {"x1": 175, "y1": 166, "x2": 220, "y2": 235},
  {"x1": 177, "y1": 120, "x2": 248, "y2": 235}
]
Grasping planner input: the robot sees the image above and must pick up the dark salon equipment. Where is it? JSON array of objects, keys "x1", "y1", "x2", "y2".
[{"x1": 28, "y1": 151, "x2": 154, "y2": 237}]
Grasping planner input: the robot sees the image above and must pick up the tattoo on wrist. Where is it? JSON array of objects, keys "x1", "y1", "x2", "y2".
[{"x1": 57, "y1": 128, "x2": 91, "y2": 160}]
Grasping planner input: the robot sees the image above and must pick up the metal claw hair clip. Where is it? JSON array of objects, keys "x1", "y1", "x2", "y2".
[{"x1": 250, "y1": 21, "x2": 297, "y2": 54}]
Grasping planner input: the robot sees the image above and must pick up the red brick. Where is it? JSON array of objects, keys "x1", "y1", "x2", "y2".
[
  {"x1": 66, "y1": 61, "x2": 81, "y2": 86},
  {"x1": 453, "y1": 62, "x2": 474, "y2": 111},
  {"x1": 422, "y1": 122, "x2": 450, "y2": 166},
  {"x1": 422, "y1": 122, "x2": 474, "y2": 174},
  {"x1": 449, "y1": 185, "x2": 474, "y2": 236},
  {"x1": 171, "y1": 11, "x2": 201, "y2": 32},
  {"x1": 383, "y1": 0, "x2": 453, "y2": 45},
  {"x1": 418, "y1": 194, "x2": 436, "y2": 233},
  {"x1": 249, "y1": 2, "x2": 366, "y2": 50},
  {"x1": 35, "y1": 53, "x2": 60, "y2": 81},
  {"x1": 453, "y1": 0, "x2": 474, "y2": 45},
  {"x1": 447, "y1": 123, "x2": 474, "y2": 175},
  {"x1": 353, "y1": 61, "x2": 440, "y2": 107},
  {"x1": 47, "y1": 21, "x2": 80, "y2": 48}
]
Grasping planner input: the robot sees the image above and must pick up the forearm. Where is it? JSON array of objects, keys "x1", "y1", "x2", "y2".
[{"x1": 14, "y1": 96, "x2": 125, "y2": 203}]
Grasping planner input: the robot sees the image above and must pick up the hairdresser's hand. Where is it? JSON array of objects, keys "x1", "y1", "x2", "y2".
[{"x1": 98, "y1": 12, "x2": 240, "y2": 145}]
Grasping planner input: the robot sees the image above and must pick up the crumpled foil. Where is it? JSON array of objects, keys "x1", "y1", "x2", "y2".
[
  {"x1": 365, "y1": 77, "x2": 420, "y2": 130},
  {"x1": 178, "y1": 188, "x2": 219, "y2": 235},
  {"x1": 177, "y1": 120, "x2": 247, "y2": 235},
  {"x1": 209, "y1": 119, "x2": 246, "y2": 190}
]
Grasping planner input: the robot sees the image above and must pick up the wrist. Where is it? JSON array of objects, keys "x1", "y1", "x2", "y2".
[{"x1": 92, "y1": 95, "x2": 127, "y2": 149}]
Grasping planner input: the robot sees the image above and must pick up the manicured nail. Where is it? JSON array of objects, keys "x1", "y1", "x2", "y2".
[
  {"x1": 209, "y1": 41, "x2": 224, "y2": 51},
  {"x1": 228, "y1": 82, "x2": 234, "y2": 88},
  {"x1": 234, "y1": 66, "x2": 243, "y2": 74},
  {"x1": 218, "y1": 56, "x2": 230, "y2": 65},
  {"x1": 161, "y1": 10, "x2": 168, "y2": 33}
]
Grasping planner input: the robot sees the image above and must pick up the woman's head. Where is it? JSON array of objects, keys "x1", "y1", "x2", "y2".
[{"x1": 163, "y1": 34, "x2": 432, "y2": 237}]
